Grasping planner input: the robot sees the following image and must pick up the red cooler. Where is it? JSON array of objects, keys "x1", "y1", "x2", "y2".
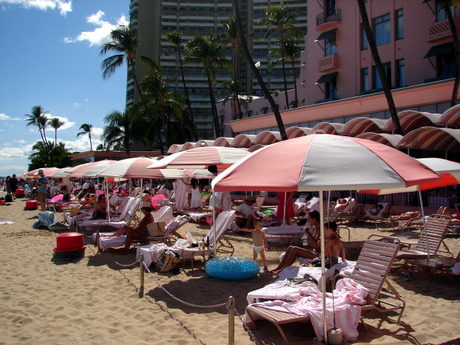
[
  {"x1": 53, "y1": 232, "x2": 86, "y2": 260},
  {"x1": 24, "y1": 200, "x2": 38, "y2": 210},
  {"x1": 15, "y1": 188, "x2": 25, "y2": 198}
]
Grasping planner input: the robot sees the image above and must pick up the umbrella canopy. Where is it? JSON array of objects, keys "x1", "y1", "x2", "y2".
[
  {"x1": 147, "y1": 146, "x2": 250, "y2": 170},
  {"x1": 25, "y1": 167, "x2": 59, "y2": 178},
  {"x1": 49, "y1": 167, "x2": 72, "y2": 178},
  {"x1": 212, "y1": 134, "x2": 441, "y2": 192},
  {"x1": 68, "y1": 160, "x2": 116, "y2": 178},
  {"x1": 96, "y1": 157, "x2": 187, "y2": 179},
  {"x1": 359, "y1": 157, "x2": 460, "y2": 195}
]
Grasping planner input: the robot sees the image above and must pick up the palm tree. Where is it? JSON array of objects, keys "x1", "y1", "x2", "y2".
[
  {"x1": 357, "y1": 0, "x2": 403, "y2": 135},
  {"x1": 166, "y1": 31, "x2": 196, "y2": 139},
  {"x1": 221, "y1": 16, "x2": 240, "y2": 81},
  {"x1": 259, "y1": 5, "x2": 301, "y2": 109},
  {"x1": 142, "y1": 62, "x2": 195, "y2": 150},
  {"x1": 270, "y1": 35, "x2": 301, "y2": 108},
  {"x1": 232, "y1": 0, "x2": 287, "y2": 140},
  {"x1": 219, "y1": 79, "x2": 248, "y2": 120},
  {"x1": 76, "y1": 123, "x2": 93, "y2": 151},
  {"x1": 24, "y1": 105, "x2": 50, "y2": 148},
  {"x1": 439, "y1": 0, "x2": 460, "y2": 106},
  {"x1": 100, "y1": 25, "x2": 150, "y2": 112},
  {"x1": 185, "y1": 34, "x2": 232, "y2": 138},
  {"x1": 49, "y1": 117, "x2": 65, "y2": 146},
  {"x1": 102, "y1": 108, "x2": 138, "y2": 157}
]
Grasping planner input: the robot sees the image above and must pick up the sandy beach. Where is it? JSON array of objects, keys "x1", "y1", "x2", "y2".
[{"x1": 0, "y1": 195, "x2": 459, "y2": 345}]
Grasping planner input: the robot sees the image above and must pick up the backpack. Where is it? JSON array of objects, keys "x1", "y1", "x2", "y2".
[{"x1": 4, "y1": 194, "x2": 12, "y2": 203}]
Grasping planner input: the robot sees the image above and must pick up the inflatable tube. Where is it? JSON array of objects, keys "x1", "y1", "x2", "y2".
[{"x1": 205, "y1": 257, "x2": 260, "y2": 280}]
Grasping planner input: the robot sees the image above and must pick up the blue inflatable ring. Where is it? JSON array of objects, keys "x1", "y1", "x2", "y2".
[{"x1": 205, "y1": 257, "x2": 260, "y2": 280}]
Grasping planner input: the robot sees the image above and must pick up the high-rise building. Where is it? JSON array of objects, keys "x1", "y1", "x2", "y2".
[{"x1": 128, "y1": 0, "x2": 307, "y2": 139}]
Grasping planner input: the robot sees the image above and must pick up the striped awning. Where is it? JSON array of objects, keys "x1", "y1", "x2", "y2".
[
  {"x1": 213, "y1": 137, "x2": 234, "y2": 147},
  {"x1": 254, "y1": 131, "x2": 281, "y2": 145},
  {"x1": 167, "y1": 144, "x2": 184, "y2": 154},
  {"x1": 286, "y1": 126, "x2": 313, "y2": 139},
  {"x1": 355, "y1": 133, "x2": 403, "y2": 148},
  {"x1": 437, "y1": 104, "x2": 460, "y2": 128},
  {"x1": 383, "y1": 110, "x2": 442, "y2": 133},
  {"x1": 231, "y1": 134, "x2": 257, "y2": 148},
  {"x1": 397, "y1": 127, "x2": 460, "y2": 151},
  {"x1": 182, "y1": 142, "x2": 197, "y2": 151},
  {"x1": 340, "y1": 117, "x2": 388, "y2": 136},
  {"x1": 312, "y1": 122, "x2": 344, "y2": 134}
]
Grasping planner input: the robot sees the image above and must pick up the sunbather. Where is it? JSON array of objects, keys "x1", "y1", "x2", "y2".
[
  {"x1": 354, "y1": 202, "x2": 383, "y2": 218},
  {"x1": 269, "y1": 221, "x2": 346, "y2": 275},
  {"x1": 103, "y1": 203, "x2": 154, "y2": 253},
  {"x1": 91, "y1": 194, "x2": 116, "y2": 220}
]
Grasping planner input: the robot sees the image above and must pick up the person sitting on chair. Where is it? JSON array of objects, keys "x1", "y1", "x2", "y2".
[
  {"x1": 269, "y1": 221, "x2": 346, "y2": 275},
  {"x1": 91, "y1": 194, "x2": 115, "y2": 220},
  {"x1": 234, "y1": 195, "x2": 260, "y2": 232},
  {"x1": 104, "y1": 203, "x2": 154, "y2": 253},
  {"x1": 354, "y1": 202, "x2": 382, "y2": 218}
]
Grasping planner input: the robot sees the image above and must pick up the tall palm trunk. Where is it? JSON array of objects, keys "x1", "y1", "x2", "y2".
[
  {"x1": 232, "y1": 0, "x2": 287, "y2": 140},
  {"x1": 177, "y1": 49, "x2": 196, "y2": 140},
  {"x1": 204, "y1": 66, "x2": 221, "y2": 137},
  {"x1": 440, "y1": 0, "x2": 460, "y2": 106},
  {"x1": 357, "y1": 0, "x2": 403, "y2": 135},
  {"x1": 291, "y1": 59, "x2": 298, "y2": 108},
  {"x1": 281, "y1": 44, "x2": 290, "y2": 109}
]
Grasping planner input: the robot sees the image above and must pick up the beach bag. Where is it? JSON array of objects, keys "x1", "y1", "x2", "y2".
[
  {"x1": 147, "y1": 222, "x2": 166, "y2": 237},
  {"x1": 4, "y1": 194, "x2": 12, "y2": 203},
  {"x1": 155, "y1": 250, "x2": 181, "y2": 273}
]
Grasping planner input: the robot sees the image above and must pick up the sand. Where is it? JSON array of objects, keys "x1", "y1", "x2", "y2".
[{"x1": 0, "y1": 195, "x2": 459, "y2": 345}]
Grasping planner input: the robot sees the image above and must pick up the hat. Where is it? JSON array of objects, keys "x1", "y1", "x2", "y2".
[
  {"x1": 141, "y1": 202, "x2": 153, "y2": 209},
  {"x1": 246, "y1": 195, "x2": 256, "y2": 203},
  {"x1": 38, "y1": 169, "x2": 44, "y2": 174}
]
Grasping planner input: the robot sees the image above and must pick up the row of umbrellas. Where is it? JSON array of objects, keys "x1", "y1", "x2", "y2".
[{"x1": 25, "y1": 139, "x2": 460, "y2": 192}]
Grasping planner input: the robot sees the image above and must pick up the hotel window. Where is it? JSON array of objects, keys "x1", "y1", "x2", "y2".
[
  {"x1": 316, "y1": 29, "x2": 337, "y2": 56},
  {"x1": 424, "y1": 42, "x2": 456, "y2": 78},
  {"x1": 396, "y1": 59, "x2": 405, "y2": 87},
  {"x1": 361, "y1": 67, "x2": 370, "y2": 92},
  {"x1": 395, "y1": 9, "x2": 404, "y2": 40},
  {"x1": 373, "y1": 13, "x2": 391, "y2": 46},
  {"x1": 325, "y1": 0, "x2": 336, "y2": 16},
  {"x1": 361, "y1": 25, "x2": 368, "y2": 50},
  {"x1": 372, "y1": 62, "x2": 391, "y2": 89}
]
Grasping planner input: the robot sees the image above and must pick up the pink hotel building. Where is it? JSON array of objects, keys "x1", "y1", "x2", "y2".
[{"x1": 219, "y1": 0, "x2": 459, "y2": 138}]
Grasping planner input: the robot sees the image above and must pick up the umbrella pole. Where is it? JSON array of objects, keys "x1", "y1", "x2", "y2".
[
  {"x1": 418, "y1": 190, "x2": 429, "y2": 260},
  {"x1": 319, "y1": 191, "x2": 328, "y2": 344}
]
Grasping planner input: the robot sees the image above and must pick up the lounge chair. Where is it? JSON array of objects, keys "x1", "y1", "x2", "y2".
[
  {"x1": 147, "y1": 214, "x2": 189, "y2": 246},
  {"x1": 245, "y1": 234, "x2": 405, "y2": 344},
  {"x1": 395, "y1": 214, "x2": 453, "y2": 264},
  {"x1": 407, "y1": 250, "x2": 460, "y2": 274}
]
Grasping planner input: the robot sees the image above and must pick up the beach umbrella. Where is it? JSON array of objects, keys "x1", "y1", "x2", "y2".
[
  {"x1": 96, "y1": 157, "x2": 187, "y2": 179},
  {"x1": 211, "y1": 134, "x2": 441, "y2": 342},
  {"x1": 68, "y1": 160, "x2": 116, "y2": 178},
  {"x1": 147, "y1": 146, "x2": 250, "y2": 170},
  {"x1": 212, "y1": 135, "x2": 440, "y2": 192},
  {"x1": 25, "y1": 167, "x2": 59, "y2": 177},
  {"x1": 49, "y1": 167, "x2": 72, "y2": 178},
  {"x1": 359, "y1": 157, "x2": 460, "y2": 195}
]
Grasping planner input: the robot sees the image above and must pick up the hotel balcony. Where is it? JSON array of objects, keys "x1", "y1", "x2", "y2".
[
  {"x1": 427, "y1": 18, "x2": 460, "y2": 42},
  {"x1": 316, "y1": 9, "x2": 342, "y2": 31},
  {"x1": 318, "y1": 54, "x2": 339, "y2": 72}
]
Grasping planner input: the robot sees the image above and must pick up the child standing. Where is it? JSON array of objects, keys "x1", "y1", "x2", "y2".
[{"x1": 240, "y1": 219, "x2": 268, "y2": 271}]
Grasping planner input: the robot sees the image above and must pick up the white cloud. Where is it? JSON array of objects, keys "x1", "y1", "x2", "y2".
[
  {"x1": 64, "y1": 10, "x2": 129, "y2": 47},
  {"x1": 0, "y1": 145, "x2": 31, "y2": 159},
  {"x1": 0, "y1": 113, "x2": 21, "y2": 121},
  {"x1": 62, "y1": 126, "x2": 103, "y2": 152},
  {"x1": 45, "y1": 114, "x2": 75, "y2": 131},
  {"x1": 0, "y1": 0, "x2": 72, "y2": 16}
]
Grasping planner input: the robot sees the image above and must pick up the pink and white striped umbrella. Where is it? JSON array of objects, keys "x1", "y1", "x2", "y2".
[
  {"x1": 212, "y1": 134, "x2": 440, "y2": 192},
  {"x1": 147, "y1": 146, "x2": 249, "y2": 170},
  {"x1": 68, "y1": 160, "x2": 116, "y2": 178},
  {"x1": 96, "y1": 157, "x2": 187, "y2": 179},
  {"x1": 25, "y1": 167, "x2": 59, "y2": 178}
]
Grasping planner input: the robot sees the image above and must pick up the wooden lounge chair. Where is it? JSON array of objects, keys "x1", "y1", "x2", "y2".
[
  {"x1": 245, "y1": 234, "x2": 405, "y2": 344},
  {"x1": 396, "y1": 214, "x2": 453, "y2": 264}
]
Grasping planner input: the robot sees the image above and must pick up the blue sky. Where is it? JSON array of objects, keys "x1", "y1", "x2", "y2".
[{"x1": 0, "y1": 0, "x2": 130, "y2": 177}]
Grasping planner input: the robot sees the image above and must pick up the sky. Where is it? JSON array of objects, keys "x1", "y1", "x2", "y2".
[{"x1": 0, "y1": 0, "x2": 130, "y2": 177}]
